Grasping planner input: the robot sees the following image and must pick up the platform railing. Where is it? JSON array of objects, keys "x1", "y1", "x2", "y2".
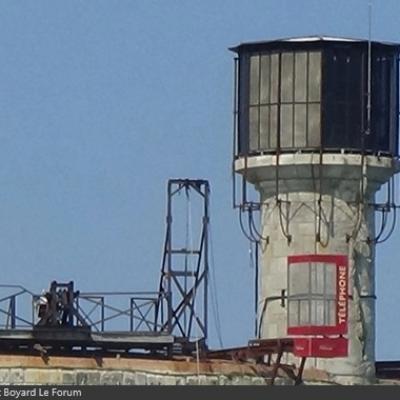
[
  {"x1": 0, "y1": 285, "x2": 35, "y2": 329},
  {"x1": 75, "y1": 291, "x2": 169, "y2": 333},
  {"x1": 0, "y1": 285, "x2": 170, "y2": 334}
]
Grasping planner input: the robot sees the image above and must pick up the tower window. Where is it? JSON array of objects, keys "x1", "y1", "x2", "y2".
[{"x1": 287, "y1": 254, "x2": 348, "y2": 336}]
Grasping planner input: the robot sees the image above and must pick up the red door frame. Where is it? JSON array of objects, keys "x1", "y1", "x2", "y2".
[{"x1": 287, "y1": 254, "x2": 348, "y2": 336}]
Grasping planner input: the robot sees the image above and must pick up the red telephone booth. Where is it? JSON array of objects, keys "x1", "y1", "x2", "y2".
[{"x1": 287, "y1": 254, "x2": 349, "y2": 358}]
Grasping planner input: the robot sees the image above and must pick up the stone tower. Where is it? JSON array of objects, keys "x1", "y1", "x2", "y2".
[{"x1": 231, "y1": 36, "x2": 400, "y2": 384}]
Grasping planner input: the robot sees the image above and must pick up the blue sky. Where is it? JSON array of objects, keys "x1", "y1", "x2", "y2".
[{"x1": 0, "y1": 0, "x2": 399, "y2": 359}]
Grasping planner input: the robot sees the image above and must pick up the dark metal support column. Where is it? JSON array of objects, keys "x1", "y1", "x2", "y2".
[
  {"x1": 295, "y1": 357, "x2": 307, "y2": 385},
  {"x1": 156, "y1": 179, "x2": 210, "y2": 351}
]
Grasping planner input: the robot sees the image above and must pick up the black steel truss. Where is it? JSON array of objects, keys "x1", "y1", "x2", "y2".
[{"x1": 155, "y1": 179, "x2": 209, "y2": 348}]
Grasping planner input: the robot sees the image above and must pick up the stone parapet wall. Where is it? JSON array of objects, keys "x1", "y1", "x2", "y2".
[
  {"x1": 0, "y1": 355, "x2": 294, "y2": 385},
  {"x1": 0, "y1": 354, "x2": 393, "y2": 385},
  {"x1": 0, "y1": 368, "x2": 280, "y2": 385}
]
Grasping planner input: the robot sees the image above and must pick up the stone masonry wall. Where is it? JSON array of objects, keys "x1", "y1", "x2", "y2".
[
  {"x1": 0, "y1": 367, "x2": 280, "y2": 385},
  {"x1": 0, "y1": 355, "x2": 298, "y2": 385}
]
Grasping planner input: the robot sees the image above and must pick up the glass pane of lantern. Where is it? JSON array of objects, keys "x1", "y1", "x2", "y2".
[
  {"x1": 249, "y1": 55, "x2": 260, "y2": 105},
  {"x1": 270, "y1": 53, "x2": 279, "y2": 103},
  {"x1": 281, "y1": 52, "x2": 294, "y2": 103},
  {"x1": 295, "y1": 52, "x2": 307, "y2": 102},
  {"x1": 307, "y1": 103, "x2": 321, "y2": 147},
  {"x1": 288, "y1": 300, "x2": 299, "y2": 327},
  {"x1": 259, "y1": 106, "x2": 270, "y2": 149},
  {"x1": 280, "y1": 104, "x2": 293, "y2": 148},
  {"x1": 389, "y1": 56, "x2": 398, "y2": 147},
  {"x1": 260, "y1": 55, "x2": 270, "y2": 104},
  {"x1": 325, "y1": 263, "x2": 336, "y2": 296},
  {"x1": 308, "y1": 52, "x2": 321, "y2": 102},
  {"x1": 289, "y1": 262, "x2": 310, "y2": 297},
  {"x1": 311, "y1": 262, "x2": 324, "y2": 295},
  {"x1": 249, "y1": 107, "x2": 259, "y2": 151},
  {"x1": 311, "y1": 300, "x2": 325, "y2": 325},
  {"x1": 299, "y1": 299, "x2": 310, "y2": 325},
  {"x1": 270, "y1": 105, "x2": 278, "y2": 148},
  {"x1": 327, "y1": 299, "x2": 336, "y2": 325},
  {"x1": 294, "y1": 104, "x2": 307, "y2": 147}
]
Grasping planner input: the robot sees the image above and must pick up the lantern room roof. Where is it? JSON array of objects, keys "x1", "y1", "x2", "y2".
[{"x1": 229, "y1": 35, "x2": 400, "y2": 53}]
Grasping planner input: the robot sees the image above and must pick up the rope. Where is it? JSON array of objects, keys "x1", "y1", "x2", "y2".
[
  {"x1": 184, "y1": 188, "x2": 190, "y2": 332},
  {"x1": 186, "y1": 188, "x2": 195, "y2": 340},
  {"x1": 209, "y1": 224, "x2": 224, "y2": 348},
  {"x1": 195, "y1": 338, "x2": 201, "y2": 383},
  {"x1": 239, "y1": 208, "x2": 258, "y2": 243},
  {"x1": 249, "y1": 207, "x2": 269, "y2": 242},
  {"x1": 186, "y1": 188, "x2": 204, "y2": 383},
  {"x1": 376, "y1": 206, "x2": 397, "y2": 244},
  {"x1": 375, "y1": 175, "x2": 398, "y2": 243},
  {"x1": 278, "y1": 200, "x2": 292, "y2": 243}
]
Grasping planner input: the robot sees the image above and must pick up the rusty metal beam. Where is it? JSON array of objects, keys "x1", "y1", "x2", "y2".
[{"x1": 207, "y1": 338, "x2": 307, "y2": 386}]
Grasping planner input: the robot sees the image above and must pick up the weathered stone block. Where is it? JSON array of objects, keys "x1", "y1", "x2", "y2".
[
  {"x1": 24, "y1": 369, "x2": 62, "y2": 385},
  {"x1": 218, "y1": 375, "x2": 233, "y2": 385},
  {"x1": 274, "y1": 377, "x2": 293, "y2": 385},
  {"x1": 100, "y1": 371, "x2": 123, "y2": 385},
  {"x1": 9, "y1": 369, "x2": 25, "y2": 384},
  {"x1": 122, "y1": 372, "x2": 136, "y2": 385},
  {"x1": 233, "y1": 375, "x2": 255, "y2": 385},
  {"x1": 134, "y1": 372, "x2": 147, "y2": 385},
  {"x1": 146, "y1": 374, "x2": 162, "y2": 385},
  {"x1": 62, "y1": 372, "x2": 77, "y2": 385},
  {"x1": 175, "y1": 376, "x2": 187, "y2": 385},
  {"x1": 0, "y1": 370, "x2": 10, "y2": 384},
  {"x1": 251, "y1": 377, "x2": 267, "y2": 385},
  {"x1": 232, "y1": 376, "x2": 242, "y2": 385},
  {"x1": 159, "y1": 375, "x2": 177, "y2": 385},
  {"x1": 186, "y1": 376, "x2": 202, "y2": 385},
  {"x1": 206, "y1": 377, "x2": 219, "y2": 385},
  {"x1": 76, "y1": 371, "x2": 100, "y2": 385}
]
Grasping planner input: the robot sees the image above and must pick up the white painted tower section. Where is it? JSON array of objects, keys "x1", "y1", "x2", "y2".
[{"x1": 235, "y1": 153, "x2": 399, "y2": 383}]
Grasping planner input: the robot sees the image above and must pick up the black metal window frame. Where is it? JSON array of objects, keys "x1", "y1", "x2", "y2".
[
  {"x1": 247, "y1": 50, "x2": 322, "y2": 154},
  {"x1": 234, "y1": 40, "x2": 400, "y2": 158},
  {"x1": 287, "y1": 261, "x2": 336, "y2": 328}
]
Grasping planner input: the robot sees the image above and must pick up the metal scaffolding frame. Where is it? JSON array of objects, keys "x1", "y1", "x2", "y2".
[
  {"x1": 0, "y1": 179, "x2": 210, "y2": 356},
  {"x1": 156, "y1": 179, "x2": 209, "y2": 350}
]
